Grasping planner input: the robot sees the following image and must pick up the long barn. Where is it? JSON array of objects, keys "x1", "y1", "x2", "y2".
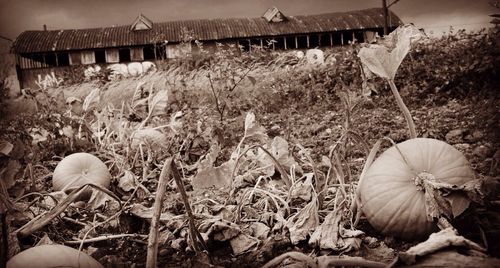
[{"x1": 11, "y1": 7, "x2": 402, "y2": 88}]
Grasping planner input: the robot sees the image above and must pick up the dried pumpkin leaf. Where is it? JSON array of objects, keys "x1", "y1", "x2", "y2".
[
  {"x1": 129, "y1": 203, "x2": 176, "y2": 221},
  {"x1": 82, "y1": 88, "x2": 100, "y2": 111},
  {"x1": 290, "y1": 173, "x2": 314, "y2": 202},
  {"x1": 399, "y1": 227, "x2": 486, "y2": 265},
  {"x1": 0, "y1": 140, "x2": 13, "y2": 156},
  {"x1": 414, "y1": 172, "x2": 483, "y2": 220},
  {"x1": 87, "y1": 189, "x2": 120, "y2": 214},
  {"x1": 257, "y1": 136, "x2": 301, "y2": 177},
  {"x1": 416, "y1": 172, "x2": 454, "y2": 220},
  {"x1": 169, "y1": 111, "x2": 183, "y2": 132},
  {"x1": 286, "y1": 199, "x2": 319, "y2": 245},
  {"x1": 230, "y1": 233, "x2": 259, "y2": 255},
  {"x1": 309, "y1": 210, "x2": 364, "y2": 252},
  {"x1": 192, "y1": 143, "x2": 236, "y2": 191},
  {"x1": 199, "y1": 218, "x2": 241, "y2": 241},
  {"x1": 1, "y1": 160, "x2": 21, "y2": 189},
  {"x1": 244, "y1": 112, "x2": 267, "y2": 141},
  {"x1": 149, "y1": 89, "x2": 169, "y2": 117},
  {"x1": 117, "y1": 170, "x2": 137, "y2": 192},
  {"x1": 250, "y1": 222, "x2": 271, "y2": 240}
]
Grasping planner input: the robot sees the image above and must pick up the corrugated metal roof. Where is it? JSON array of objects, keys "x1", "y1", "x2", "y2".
[{"x1": 12, "y1": 8, "x2": 402, "y2": 53}]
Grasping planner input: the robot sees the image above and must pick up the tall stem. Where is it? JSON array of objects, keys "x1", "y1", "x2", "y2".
[{"x1": 388, "y1": 79, "x2": 417, "y2": 139}]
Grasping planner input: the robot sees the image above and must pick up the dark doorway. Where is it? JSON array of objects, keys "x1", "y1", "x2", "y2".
[
  {"x1": 95, "y1": 50, "x2": 106, "y2": 63},
  {"x1": 144, "y1": 46, "x2": 156, "y2": 60},
  {"x1": 57, "y1": 53, "x2": 70, "y2": 66},
  {"x1": 119, "y1": 48, "x2": 131, "y2": 62}
]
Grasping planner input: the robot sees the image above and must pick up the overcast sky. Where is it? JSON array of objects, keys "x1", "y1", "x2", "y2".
[{"x1": 0, "y1": 0, "x2": 497, "y2": 40}]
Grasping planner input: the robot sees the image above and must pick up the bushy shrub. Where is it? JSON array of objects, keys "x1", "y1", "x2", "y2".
[{"x1": 397, "y1": 29, "x2": 499, "y2": 97}]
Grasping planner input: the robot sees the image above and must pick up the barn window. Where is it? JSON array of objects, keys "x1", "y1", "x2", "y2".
[
  {"x1": 81, "y1": 50, "x2": 96, "y2": 65},
  {"x1": 69, "y1": 52, "x2": 81, "y2": 65},
  {"x1": 105, "y1": 49, "x2": 119, "y2": 63},
  {"x1": 119, "y1": 48, "x2": 131, "y2": 62},
  {"x1": 95, "y1": 50, "x2": 106, "y2": 63},
  {"x1": 131, "y1": 47, "x2": 144, "y2": 61}
]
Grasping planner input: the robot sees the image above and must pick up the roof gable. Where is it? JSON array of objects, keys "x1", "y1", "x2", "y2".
[
  {"x1": 262, "y1": 7, "x2": 286, "y2": 22},
  {"x1": 131, "y1": 14, "x2": 153, "y2": 31}
]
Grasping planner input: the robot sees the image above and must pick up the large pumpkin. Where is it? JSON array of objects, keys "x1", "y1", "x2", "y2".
[
  {"x1": 359, "y1": 138, "x2": 476, "y2": 240},
  {"x1": 53, "y1": 153, "x2": 111, "y2": 193},
  {"x1": 7, "y1": 244, "x2": 103, "y2": 268}
]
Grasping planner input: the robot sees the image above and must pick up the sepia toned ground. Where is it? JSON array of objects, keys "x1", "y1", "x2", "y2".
[{"x1": 1, "y1": 29, "x2": 499, "y2": 267}]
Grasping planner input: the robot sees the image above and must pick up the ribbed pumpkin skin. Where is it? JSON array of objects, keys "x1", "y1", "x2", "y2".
[
  {"x1": 131, "y1": 128, "x2": 166, "y2": 149},
  {"x1": 359, "y1": 138, "x2": 475, "y2": 240},
  {"x1": 53, "y1": 153, "x2": 111, "y2": 192},
  {"x1": 7, "y1": 244, "x2": 103, "y2": 268}
]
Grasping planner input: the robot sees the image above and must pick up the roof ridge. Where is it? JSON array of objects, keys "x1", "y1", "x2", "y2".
[{"x1": 19, "y1": 7, "x2": 387, "y2": 33}]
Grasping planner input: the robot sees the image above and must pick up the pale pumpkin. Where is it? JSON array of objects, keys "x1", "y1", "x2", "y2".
[
  {"x1": 359, "y1": 138, "x2": 476, "y2": 240},
  {"x1": 53, "y1": 152, "x2": 111, "y2": 193},
  {"x1": 7, "y1": 244, "x2": 103, "y2": 268},
  {"x1": 130, "y1": 128, "x2": 166, "y2": 149}
]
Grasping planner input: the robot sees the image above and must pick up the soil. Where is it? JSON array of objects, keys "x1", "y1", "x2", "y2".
[{"x1": 1, "y1": 35, "x2": 499, "y2": 267}]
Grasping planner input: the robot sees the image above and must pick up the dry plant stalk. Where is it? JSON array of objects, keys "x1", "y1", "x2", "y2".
[
  {"x1": 388, "y1": 79, "x2": 416, "y2": 139},
  {"x1": 15, "y1": 184, "x2": 120, "y2": 238},
  {"x1": 146, "y1": 157, "x2": 172, "y2": 268},
  {"x1": 262, "y1": 251, "x2": 386, "y2": 268},
  {"x1": 171, "y1": 160, "x2": 208, "y2": 254}
]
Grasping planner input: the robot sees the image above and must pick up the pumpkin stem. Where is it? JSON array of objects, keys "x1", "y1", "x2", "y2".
[{"x1": 388, "y1": 79, "x2": 417, "y2": 139}]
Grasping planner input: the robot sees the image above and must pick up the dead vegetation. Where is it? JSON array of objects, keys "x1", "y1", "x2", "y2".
[{"x1": 1, "y1": 26, "x2": 499, "y2": 267}]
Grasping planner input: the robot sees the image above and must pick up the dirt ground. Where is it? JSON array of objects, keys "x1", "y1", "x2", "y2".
[{"x1": 1, "y1": 31, "x2": 499, "y2": 267}]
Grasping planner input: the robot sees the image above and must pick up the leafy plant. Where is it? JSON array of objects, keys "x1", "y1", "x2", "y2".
[
  {"x1": 358, "y1": 24, "x2": 425, "y2": 139},
  {"x1": 202, "y1": 43, "x2": 258, "y2": 123}
]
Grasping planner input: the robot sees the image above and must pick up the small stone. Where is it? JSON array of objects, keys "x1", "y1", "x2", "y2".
[
  {"x1": 473, "y1": 145, "x2": 493, "y2": 159},
  {"x1": 270, "y1": 125, "x2": 280, "y2": 131},
  {"x1": 171, "y1": 238, "x2": 186, "y2": 251},
  {"x1": 363, "y1": 99, "x2": 376, "y2": 109},
  {"x1": 445, "y1": 129, "x2": 467, "y2": 144},
  {"x1": 268, "y1": 125, "x2": 281, "y2": 136},
  {"x1": 471, "y1": 130, "x2": 484, "y2": 141},
  {"x1": 453, "y1": 143, "x2": 471, "y2": 154},
  {"x1": 363, "y1": 236, "x2": 379, "y2": 248},
  {"x1": 324, "y1": 111, "x2": 336, "y2": 121}
]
